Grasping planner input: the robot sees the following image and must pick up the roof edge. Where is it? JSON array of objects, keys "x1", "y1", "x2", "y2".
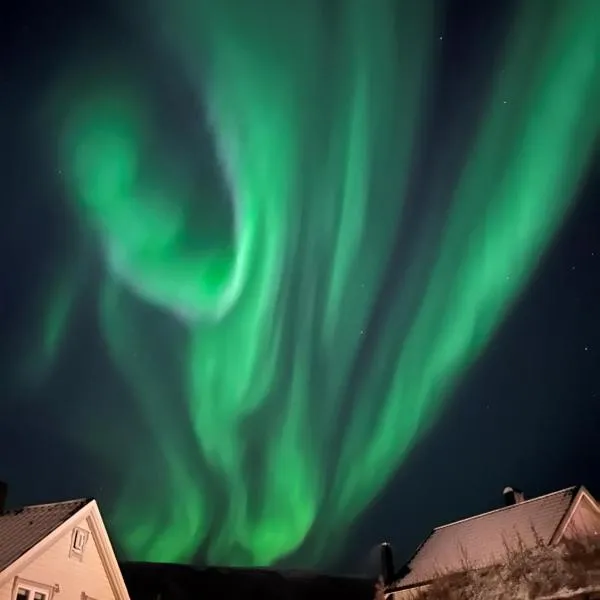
[
  {"x1": 386, "y1": 530, "x2": 436, "y2": 591},
  {"x1": 434, "y1": 486, "x2": 578, "y2": 532},
  {"x1": 86, "y1": 500, "x2": 131, "y2": 600},
  {"x1": 1, "y1": 498, "x2": 92, "y2": 514}
]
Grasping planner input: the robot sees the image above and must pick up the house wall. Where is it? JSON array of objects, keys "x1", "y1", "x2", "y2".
[
  {"x1": 563, "y1": 494, "x2": 600, "y2": 539},
  {"x1": 0, "y1": 514, "x2": 116, "y2": 600}
]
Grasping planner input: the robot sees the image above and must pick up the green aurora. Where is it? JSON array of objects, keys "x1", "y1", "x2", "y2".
[{"x1": 30, "y1": 0, "x2": 599, "y2": 566}]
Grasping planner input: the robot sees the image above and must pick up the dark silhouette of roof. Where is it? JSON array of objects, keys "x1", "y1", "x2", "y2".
[{"x1": 0, "y1": 498, "x2": 91, "y2": 571}]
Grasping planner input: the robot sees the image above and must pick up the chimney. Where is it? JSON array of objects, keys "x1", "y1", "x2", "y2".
[
  {"x1": 380, "y1": 542, "x2": 395, "y2": 585},
  {"x1": 0, "y1": 481, "x2": 7, "y2": 514},
  {"x1": 503, "y1": 486, "x2": 525, "y2": 506}
]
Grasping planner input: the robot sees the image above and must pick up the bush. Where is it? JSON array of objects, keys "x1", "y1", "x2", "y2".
[{"x1": 402, "y1": 536, "x2": 600, "y2": 600}]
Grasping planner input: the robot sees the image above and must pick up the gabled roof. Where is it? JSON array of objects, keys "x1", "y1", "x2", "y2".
[
  {"x1": 0, "y1": 497, "x2": 130, "y2": 600},
  {"x1": 392, "y1": 486, "x2": 583, "y2": 590},
  {"x1": 0, "y1": 498, "x2": 91, "y2": 571}
]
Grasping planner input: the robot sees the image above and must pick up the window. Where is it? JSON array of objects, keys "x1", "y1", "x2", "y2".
[
  {"x1": 17, "y1": 591, "x2": 46, "y2": 600},
  {"x1": 12, "y1": 580, "x2": 53, "y2": 600},
  {"x1": 70, "y1": 527, "x2": 89, "y2": 559}
]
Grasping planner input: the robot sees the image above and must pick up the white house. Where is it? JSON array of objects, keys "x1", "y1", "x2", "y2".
[{"x1": 0, "y1": 483, "x2": 130, "y2": 600}]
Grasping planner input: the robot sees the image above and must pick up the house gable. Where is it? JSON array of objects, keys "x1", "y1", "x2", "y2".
[
  {"x1": 558, "y1": 487, "x2": 600, "y2": 541},
  {"x1": 0, "y1": 501, "x2": 129, "y2": 600}
]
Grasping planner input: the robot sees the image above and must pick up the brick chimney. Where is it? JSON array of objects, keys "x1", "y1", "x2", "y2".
[
  {"x1": 503, "y1": 486, "x2": 525, "y2": 506},
  {"x1": 0, "y1": 481, "x2": 7, "y2": 514},
  {"x1": 380, "y1": 542, "x2": 395, "y2": 585}
]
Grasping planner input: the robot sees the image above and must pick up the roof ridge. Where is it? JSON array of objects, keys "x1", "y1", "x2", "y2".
[
  {"x1": 1, "y1": 497, "x2": 92, "y2": 515},
  {"x1": 434, "y1": 486, "x2": 578, "y2": 531}
]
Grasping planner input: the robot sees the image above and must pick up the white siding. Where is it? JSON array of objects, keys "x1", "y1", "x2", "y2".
[
  {"x1": 0, "y1": 514, "x2": 116, "y2": 600},
  {"x1": 564, "y1": 495, "x2": 600, "y2": 539}
]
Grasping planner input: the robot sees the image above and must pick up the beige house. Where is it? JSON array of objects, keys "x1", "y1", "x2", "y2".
[
  {"x1": 0, "y1": 483, "x2": 130, "y2": 600},
  {"x1": 385, "y1": 485, "x2": 600, "y2": 599}
]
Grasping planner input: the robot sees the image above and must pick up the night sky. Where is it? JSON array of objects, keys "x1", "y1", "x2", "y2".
[{"x1": 1, "y1": 0, "x2": 599, "y2": 576}]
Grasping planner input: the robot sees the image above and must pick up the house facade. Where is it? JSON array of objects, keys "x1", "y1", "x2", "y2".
[
  {"x1": 384, "y1": 485, "x2": 600, "y2": 599},
  {"x1": 0, "y1": 483, "x2": 130, "y2": 600}
]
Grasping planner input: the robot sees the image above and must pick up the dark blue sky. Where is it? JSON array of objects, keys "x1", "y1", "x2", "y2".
[{"x1": 0, "y1": 0, "x2": 598, "y2": 575}]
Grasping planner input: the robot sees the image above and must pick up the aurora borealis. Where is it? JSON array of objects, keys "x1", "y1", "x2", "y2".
[{"x1": 6, "y1": 0, "x2": 600, "y2": 568}]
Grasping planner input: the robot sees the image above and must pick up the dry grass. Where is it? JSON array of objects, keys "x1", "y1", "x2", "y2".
[{"x1": 390, "y1": 536, "x2": 600, "y2": 600}]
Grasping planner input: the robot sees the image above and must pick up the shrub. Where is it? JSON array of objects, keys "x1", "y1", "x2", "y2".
[{"x1": 401, "y1": 536, "x2": 600, "y2": 600}]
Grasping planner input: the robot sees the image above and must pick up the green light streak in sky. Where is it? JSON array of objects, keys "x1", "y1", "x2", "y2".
[{"x1": 34, "y1": 0, "x2": 599, "y2": 566}]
